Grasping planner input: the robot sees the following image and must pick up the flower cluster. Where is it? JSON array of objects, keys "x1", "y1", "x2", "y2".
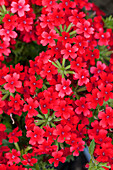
[{"x1": 0, "y1": 0, "x2": 113, "y2": 169}]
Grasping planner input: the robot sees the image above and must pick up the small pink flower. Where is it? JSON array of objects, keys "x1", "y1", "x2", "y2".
[
  {"x1": 11, "y1": 0, "x2": 30, "y2": 17},
  {"x1": 55, "y1": 78, "x2": 72, "y2": 98},
  {"x1": 4, "y1": 73, "x2": 22, "y2": 93}
]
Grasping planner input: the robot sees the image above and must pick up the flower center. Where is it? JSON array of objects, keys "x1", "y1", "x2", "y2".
[
  {"x1": 63, "y1": 86, "x2": 66, "y2": 90},
  {"x1": 79, "y1": 42, "x2": 82, "y2": 46},
  {"x1": 68, "y1": 50, "x2": 71, "y2": 53},
  {"x1": 49, "y1": 1, "x2": 52, "y2": 4},
  {"x1": 105, "y1": 91, "x2": 108, "y2": 94},
  {"x1": 12, "y1": 155, "x2": 15, "y2": 159},
  {"x1": 48, "y1": 36, "x2": 51, "y2": 39},
  {"x1": 0, "y1": 46, "x2": 3, "y2": 49},
  {"x1": 23, "y1": 21, "x2": 26, "y2": 24},
  {"x1": 28, "y1": 159, "x2": 31, "y2": 162},
  {"x1": 18, "y1": 5, "x2": 22, "y2": 9},
  {"x1": 11, "y1": 81, "x2": 14, "y2": 85},
  {"x1": 34, "y1": 134, "x2": 37, "y2": 138},
  {"x1": 102, "y1": 152, "x2": 105, "y2": 156},
  {"x1": 7, "y1": 30, "x2": 10, "y2": 34},
  {"x1": 29, "y1": 106, "x2": 32, "y2": 109},
  {"x1": 43, "y1": 104, "x2": 46, "y2": 108},
  {"x1": 65, "y1": 2, "x2": 68, "y2": 6},
  {"x1": 81, "y1": 104, "x2": 85, "y2": 108}
]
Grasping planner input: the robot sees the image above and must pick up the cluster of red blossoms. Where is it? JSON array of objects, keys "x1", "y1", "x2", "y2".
[{"x1": 1, "y1": 0, "x2": 113, "y2": 169}]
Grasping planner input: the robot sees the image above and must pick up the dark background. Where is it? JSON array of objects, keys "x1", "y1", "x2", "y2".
[{"x1": 91, "y1": 0, "x2": 113, "y2": 16}]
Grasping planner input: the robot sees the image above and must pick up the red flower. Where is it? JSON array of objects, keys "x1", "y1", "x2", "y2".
[
  {"x1": 61, "y1": 43, "x2": 78, "y2": 59},
  {"x1": 0, "y1": 27, "x2": 17, "y2": 42},
  {"x1": 48, "y1": 8, "x2": 65, "y2": 26},
  {"x1": 73, "y1": 69, "x2": 89, "y2": 86},
  {"x1": 70, "y1": 57, "x2": 86, "y2": 72},
  {"x1": 0, "y1": 123, "x2": 6, "y2": 131},
  {"x1": 66, "y1": 134, "x2": 85, "y2": 156},
  {"x1": 54, "y1": 99, "x2": 74, "y2": 119},
  {"x1": 24, "y1": 75, "x2": 43, "y2": 93},
  {"x1": 70, "y1": 138, "x2": 85, "y2": 156},
  {"x1": 5, "y1": 149, "x2": 21, "y2": 165},
  {"x1": 49, "y1": 151, "x2": 66, "y2": 167},
  {"x1": 94, "y1": 129, "x2": 108, "y2": 144},
  {"x1": 22, "y1": 153, "x2": 37, "y2": 166},
  {"x1": 98, "y1": 83, "x2": 113, "y2": 102},
  {"x1": 39, "y1": 98, "x2": 50, "y2": 114},
  {"x1": 88, "y1": 120, "x2": 103, "y2": 140},
  {"x1": 23, "y1": 97, "x2": 39, "y2": 118},
  {"x1": 39, "y1": 14, "x2": 54, "y2": 29},
  {"x1": 98, "y1": 107, "x2": 113, "y2": 128},
  {"x1": 53, "y1": 124, "x2": 71, "y2": 143},
  {"x1": 90, "y1": 61, "x2": 106, "y2": 80},
  {"x1": 58, "y1": 32, "x2": 73, "y2": 45},
  {"x1": 2, "y1": 14, "x2": 17, "y2": 29},
  {"x1": 8, "y1": 94, "x2": 24, "y2": 110},
  {"x1": 69, "y1": 10, "x2": 86, "y2": 25},
  {"x1": 95, "y1": 143, "x2": 113, "y2": 162},
  {"x1": 75, "y1": 97, "x2": 91, "y2": 116},
  {"x1": 86, "y1": 88, "x2": 103, "y2": 109},
  {"x1": 17, "y1": 16, "x2": 33, "y2": 32},
  {"x1": 94, "y1": 28, "x2": 110, "y2": 46},
  {"x1": 55, "y1": 78, "x2": 72, "y2": 98},
  {"x1": 76, "y1": 20, "x2": 94, "y2": 38},
  {"x1": 11, "y1": 0, "x2": 30, "y2": 17},
  {"x1": 4, "y1": 73, "x2": 22, "y2": 93},
  {"x1": 26, "y1": 126, "x2": 45, "y2": 145},
  {"x1": 74, "y1": 35, "x2": 88, "y2": 54},
  {"x1": 85, "y1": 49, "x2": 99, "y2": 65},
  {"x1": 41, "y1": 29, "x2": 59, "y2": 47},
  {"x1": 0, "y1": 40, "x2": 10, "y2": 57},
  {"x1": 40, "y1": 62, "x2": 57, "y2": 81},
  {"x1": 8, "y1": 127, "x2": 22, "y2": 143}
]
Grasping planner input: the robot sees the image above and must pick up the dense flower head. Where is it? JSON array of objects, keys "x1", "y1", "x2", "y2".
[{"x1": 0, "y1": 0, "x2": 113, "y2": 169}]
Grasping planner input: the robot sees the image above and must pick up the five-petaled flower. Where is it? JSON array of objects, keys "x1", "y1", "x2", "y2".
[
  {"x1": 4, "y1": 73, "x2": 22, "y2": 93},
  {"x1": 11, "y1": 0, "x2": 30, "y2": 17}
]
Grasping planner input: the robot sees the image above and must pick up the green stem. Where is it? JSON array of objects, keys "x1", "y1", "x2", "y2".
[
  {"x1": 14, "y1": 143, "x2": 20, "y2": 151},
  {"x1": 65, "y1": 65, "x2": 71, "y2": 70},
  {"x1": 54, "y1": 27, "x2": 60, "y2": 35},
  {"x1": 55, "y1": 60, "x2": 62, "y2": 68},
  {"x1": 62, "y1": 58, "x2": 66, "y2": 67},
  {"x1": 76, "y1": 87, "x2": 86, "y2": 92},
  {"x1": 2, "y1": 5, "x2": 6, "y2": 12},
  {"x1": 2, "y1": 92, "x2": 10, "y2": 100},
  {"x1": 59, "y1": 25, "x2": 63, "y2": 32},
  {"x1": 69, "y1": 30, "x2": 76, "y2": 35},
  {"x1": 66, "y1": 23, "x2": 73, "y2": 32}
]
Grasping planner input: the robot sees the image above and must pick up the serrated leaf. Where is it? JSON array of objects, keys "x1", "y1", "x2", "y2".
[{"x1": 88, "y1": 139, "x2": 95, "y2": 156}]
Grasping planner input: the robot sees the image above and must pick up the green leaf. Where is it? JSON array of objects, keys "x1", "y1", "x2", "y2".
[
  {"x1": 98, "y1": 162, "x2": 110, "y2": 168},
  {"x1": 59, "y1": 24, "x2": 63, "y2": 32},
  {"x1": 66, "y1": 23, "x2": 73, "y2": 32},
  {"x1": 88, "y1": 139, "x2": 95, "y2": 156}
]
